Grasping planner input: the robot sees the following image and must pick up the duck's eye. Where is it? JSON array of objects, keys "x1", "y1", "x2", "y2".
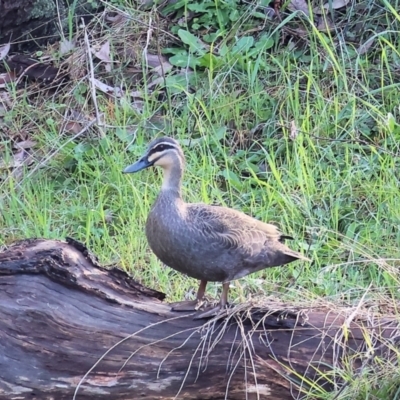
[{"x1": 155, "y1": 144, "x2": 165, "y2": 152}]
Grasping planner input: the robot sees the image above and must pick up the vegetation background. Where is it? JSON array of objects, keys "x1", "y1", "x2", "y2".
[{"x1": 1, "y1": 0, "x2": 400, "y2": 398}]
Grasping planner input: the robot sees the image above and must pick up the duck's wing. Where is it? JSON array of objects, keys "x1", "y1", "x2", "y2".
[
  {"x1": 186, "y1": 203, "x2": 284, "y2": 251},
  {"x1": 187, "y1": 203, "x2": 310, "y2": 259},
  {"x1": 186, "y1": 203, "x2": 310, "y2": 280}
]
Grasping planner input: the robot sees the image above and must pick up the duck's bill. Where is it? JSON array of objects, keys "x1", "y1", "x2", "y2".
[{"x1": 123, "y1": 158, "x2": 152, "y2": 173}]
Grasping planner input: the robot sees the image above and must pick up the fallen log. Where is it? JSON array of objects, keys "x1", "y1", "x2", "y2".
[{"x1": 0, "y1": 238, "x2": 397, "y2": 400}]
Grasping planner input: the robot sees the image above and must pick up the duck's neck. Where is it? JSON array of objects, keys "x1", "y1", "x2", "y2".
[{"x1": 160, "y1": 161, "x2": 183, "y2": 199}]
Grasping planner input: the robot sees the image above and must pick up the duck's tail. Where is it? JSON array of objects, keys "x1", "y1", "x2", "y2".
[{"x1": 283, "y1": 247, "x2": 311, "y2": 262}]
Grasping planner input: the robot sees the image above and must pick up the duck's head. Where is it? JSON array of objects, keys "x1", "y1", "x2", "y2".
[{"x1": 123, "y1": 137, "x2": 185, "y2": 174}]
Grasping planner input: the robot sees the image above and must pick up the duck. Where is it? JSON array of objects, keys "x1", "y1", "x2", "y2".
[{"x1": 123, "y1": 137, "x2": 311, "y2": 319}]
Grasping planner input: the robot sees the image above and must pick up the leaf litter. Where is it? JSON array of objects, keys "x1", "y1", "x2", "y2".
[{"x1": 0, "y1": 1, "x2": 387, "y2": 179}]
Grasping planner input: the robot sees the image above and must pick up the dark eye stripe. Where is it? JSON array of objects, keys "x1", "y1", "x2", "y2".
[{"x1": 148, "y1": 143, "x2": 177, "y2": 156}]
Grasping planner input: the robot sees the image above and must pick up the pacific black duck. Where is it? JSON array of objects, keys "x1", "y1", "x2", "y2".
[{"x1": 123, "y1": 137, "x2": 310, "y2": 318}]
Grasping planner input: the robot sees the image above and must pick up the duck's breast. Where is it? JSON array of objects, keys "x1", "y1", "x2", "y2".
[{"x1": 145, "y1": 204, "x2": 232, "y2": 281}]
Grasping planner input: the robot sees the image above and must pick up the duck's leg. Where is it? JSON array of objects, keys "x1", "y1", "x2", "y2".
[
  {"x1": 193, "y1": 282, "x2": 230, "y2": 320},
  {"x1": 170, "y1": 280, "x2": 207, "y2": 311}
]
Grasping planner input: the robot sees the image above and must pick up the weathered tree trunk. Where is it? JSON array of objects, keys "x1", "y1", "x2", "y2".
[
  {"x1": 0, "y1": 0, "x2": 102, "y2": 51},
  {"x1": 0, "y1": 238, "x2": 397, "y2": 399}
]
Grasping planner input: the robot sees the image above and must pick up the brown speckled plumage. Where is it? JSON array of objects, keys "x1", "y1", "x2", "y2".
[{"x1": 123, "y1": 137, "x2": 310, "y2": 318}]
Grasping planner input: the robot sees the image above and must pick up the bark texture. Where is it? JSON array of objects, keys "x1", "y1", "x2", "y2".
[
  {"x1": 0, "y1": 0, "x2": 101, "y2": 51},
  {"x1": 0, "y1": 238, "x2": 397, "y2": 400}
]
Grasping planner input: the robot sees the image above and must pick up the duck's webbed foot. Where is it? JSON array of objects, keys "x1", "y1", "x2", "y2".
[
  {"x1": 193, "y1": 281, "x2": 231, "y2": 320},
  {"x1": 170, "y1": 279, "x2": 207, "y2": 312}
]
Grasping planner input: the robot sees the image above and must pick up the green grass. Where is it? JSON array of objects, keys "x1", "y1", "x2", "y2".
[{"x1": 1, "y1": 0, "x2": 400, "y2": 398}]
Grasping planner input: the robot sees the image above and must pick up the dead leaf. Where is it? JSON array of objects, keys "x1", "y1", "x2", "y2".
[
  {"x1": 154, "y1": 63, "x2": 173, "y2": 77},
  {"x1": 68, "y1": 109, "x2": 90, "y2": 122},
  {"x1": 94, "y1": 41, "x2": 111, "y2": 62},
  {"x1": 323, "y1": 0, "x2": 350, "y2": 9},
  {"x1": 105, "y1": 12, "x2": 128, "y2": 25},
  {"x1": 287, "y1": 41, "x2": 297, "y2": 52},
  {"x1": 290, "y1": 120, "x2": 298, "y2": 140},
  {"x1": 146, "y1": 76, "x2": 165, "y2": 89},
  {"x1": 146, "y1": 54, "x2": 173, "y2": 76},
  {"x1": 93, "y1": 41, "x2": 113, "y2": 72},
  {"x1": 5, "y1": 55, "x2": 63, "y2": 82},
  {"x1": 0, "y1": 91, "x2": 12, "y2": 108},
  {"x1": 93, "y1": 78, "x2": 124, "y2": 98},
  {"x1": 0, "y1": 43, "x2": 10, "y2": 61},
  {"x1": 264, "y1": 7, "x2": 276, "y2": 18},
  {"x1": 130, "y1": 90, "x2": 145, "y2": 98},
  {"x1": 0, "y1": 149, "x2": 32, "y2": 170},
  {"x1": 317, "y1": 16, "x2": 335, "y2": 32},
  {"x1": 64, "y1": 121, "x2": 83, "y2": 134},
  {"x1": 146, "y1": 53, "x2": 169, "y2": 68},
  {"x1": 60, "y1": 39, "x2": 75, "y2": 56},
  {"x1": 357, "y1": 38, "x2": 375, "y2": 55},
  {"x1": 0, "y1": 71, "x2": 16, "y2": 88},
  {"x1": 131, "y1": 99, "x2": 145, "y2": 114},
  {"x1": 62, "y1": 110, "x2": 96, "y2": 134},
  {"x1": 287, "y1": 0, "x2": 310, "y2": 15},
  {"x1": 14, "y1": 140, "x2": 37, "y2": 149}
]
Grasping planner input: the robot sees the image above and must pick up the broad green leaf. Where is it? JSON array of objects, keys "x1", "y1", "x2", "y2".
[
  {"x1": 169, "y1": 53, "x2": 189, "y2": 67},
  {"x1": 203, "y1": 33, "x2": 219, "y2": 43},
  {"x1": 386, "y1": 113, "x2": 395, "y2": 132},
  {"x1": 162, "y1": 0, "x2": 186, "y2": 14},
  {"x1": 198, "y1": 53, "x2": 221, "y2": 68},
  {"x1": 248, "y1": 36, "x2": 274, "y2": 57},
  {"x1": 229, "y1": 9, "x2": 240, "y2": 21},
  {"x1": 178, "y1": 29, "x2": 205, "y2": 54},
  {"x1": 258, "y1": 35, "x2": 274, "y2": 50},
  {"x1": 220, "y1": 169, "x2": 242, "y2": 190},
  {"x1": 214, "y1": 126, "x2": 227, "y2": 140},
  {"x1": 219, "y1": 43, "x2": 229, "y2": 57},
  {"x1": 168, "y1": 48, "x2": 200, "y2": 68},
  {"x1": 188, "y1": 3, "x2": 210, "y2": 12},
  {"x1": 162, "y1": 47, "x2": 186, "y2": 55},
  {"x1": 232, "y1": 36, "x2": 254, "y2": 54}
]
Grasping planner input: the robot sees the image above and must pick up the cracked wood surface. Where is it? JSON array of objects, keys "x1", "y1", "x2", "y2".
[{"x1": 0, "y1": 238, "x2": 396, "y2": 399}]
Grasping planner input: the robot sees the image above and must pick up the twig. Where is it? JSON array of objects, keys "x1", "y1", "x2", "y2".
[{"x1": 82, "y1": 19, "x2": 104, "y2": 135}]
